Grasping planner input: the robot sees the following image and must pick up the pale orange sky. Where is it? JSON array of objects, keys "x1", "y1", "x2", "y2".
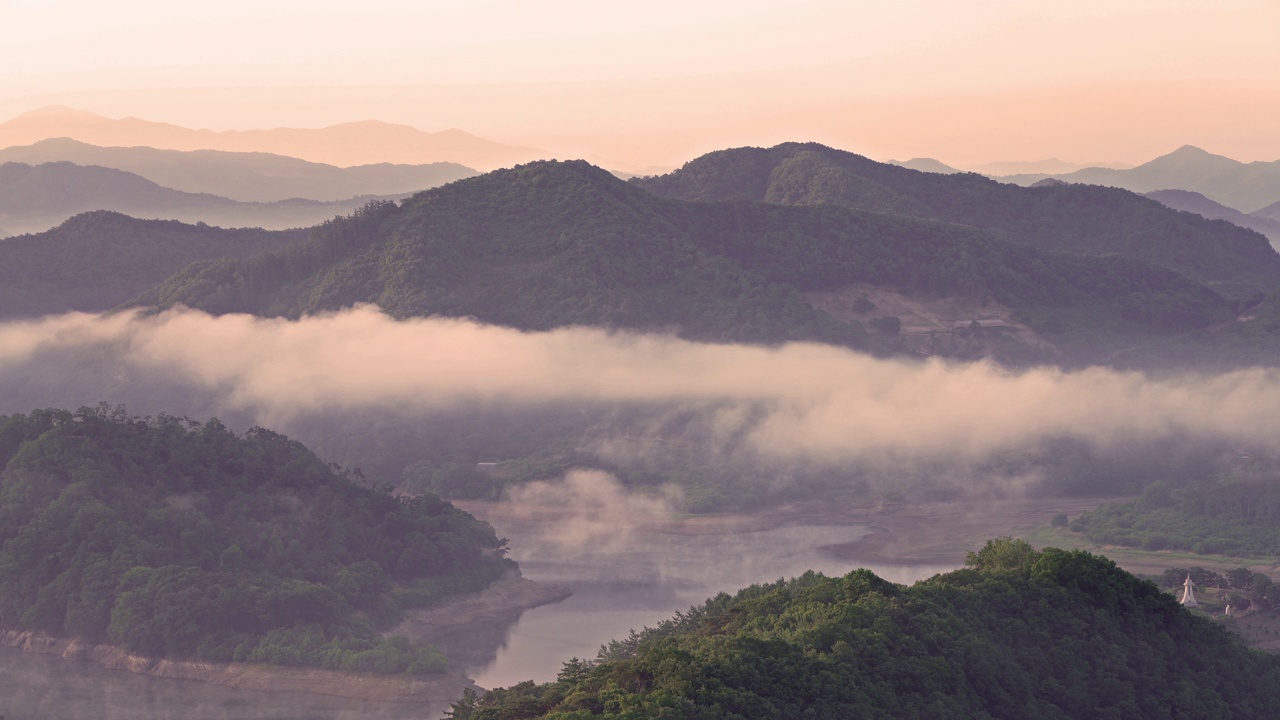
[{"x1": 2, "y1": 0, "x2": 1278, "y2": 169}]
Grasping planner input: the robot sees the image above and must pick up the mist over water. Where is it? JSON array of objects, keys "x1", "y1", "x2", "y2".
[
  {"x1": 2, "y1": 306, "x2": 1280, "y2": 466},
  {"x1": 459, "y1": 472, "x2": 953, "y2": 688},
  {"x1": 3, "y1": 307, "x2": 1274, "y2": 711}
]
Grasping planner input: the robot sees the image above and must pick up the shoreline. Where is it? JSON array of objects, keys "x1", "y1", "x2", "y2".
[
  {"x1": 460, "y1": 495, "x2": 1118, "y2": 567},
  {"x1": 390, "y1": 574, "x2": 573, "y2": 647},
  {"x1": 0, "y1": 573, "x2": 572, "y2": 703},
  {"x1": 814, "y1": 496, "x2": 1120, "y2": 566},
  {"x1": 0, "y1": 629, "x2": 474, "y2": 703}
]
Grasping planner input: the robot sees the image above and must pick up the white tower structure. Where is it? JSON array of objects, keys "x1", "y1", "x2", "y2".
[{"x1": 1180, "y1": 574, "x2": 1198, "y2": 607}]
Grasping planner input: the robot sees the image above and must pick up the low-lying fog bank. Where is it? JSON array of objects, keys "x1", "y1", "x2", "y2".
[
  {"x1": 7, "y1": 306, "x2": 1280, "y2": 451},
  {"x1": 2, "y1": 307, "x2": 1275, "y2": 500}
]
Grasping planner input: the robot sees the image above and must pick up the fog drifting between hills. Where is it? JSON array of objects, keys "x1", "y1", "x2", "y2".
[{"x1": 2, "y1": 305, "x2": 1277, "y2": 468}]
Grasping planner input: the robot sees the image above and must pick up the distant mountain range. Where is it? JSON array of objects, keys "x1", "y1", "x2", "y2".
[
  {"x1": 128, "y1": 160, "x2": 1233, "y2": 364},
  {"x1": 0, "y1": 161, "x2": 400, "y2": 236},
  {"x1": 3, "y1": 147, "x2": 1276, "y2": 369},
  {"x1": 0, "y1": 138, "x2": 476, "y2": 203},
  {"x1": 0, "y1": 105, "x2": 547, "y2": 171},
  {"x1": 633, "y1": 143, "x2": 1280, "y2": 300},
  {"x1": 888, "y1": 158, "x2": 1133, "y2": 176},
  {"x1": 888, "y1": 147, "x2": 1280, "y2": 249},
  {"x1": 1145, "y1": 189, "x2": 1280, "y2": 249},
  {"x1": 970, "y1": 158, "x2": 1133, "y2": 175},
  {"x1": 997, "y1": 145, "x2": 1280, "y2": 214},
  {"x1": 0, "y1": 211, "x2": 300, "y2": 319},
  {"x1": 1256, "y1": 201, "x2": 1280, "y2": 223},
  {"x1": 886, "y1": 158, "x2": 961, "y2": 174}
]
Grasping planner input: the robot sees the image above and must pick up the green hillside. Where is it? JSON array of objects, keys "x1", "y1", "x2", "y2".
[
  {"x1": 0, "y1": 405, "x2": 513, "y2": 674},
  {"x1": 1107, "y1": 288, "x2": 1280, "y2": 371},
  {"x1": 633, "y1": 143, "x2": 1280, "y2": 300},
  {"x1": 0, "y1": 211, "x2": 302, "y2": 319},
  {"x1": 459, "y1": 539, "x2": 1280, "y2": 719},
  {"x1": 132, "y1": 160, "x2": 1231, "y2": 347},
  {"x1": 1072, "y1": 450, "x2": 1280, "y2": 556}
]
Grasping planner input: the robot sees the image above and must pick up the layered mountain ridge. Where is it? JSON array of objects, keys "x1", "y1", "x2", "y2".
[
  {"x1": 631, "y1": 142, "x2": 1280, "y2": 300},
  {"x1": 998, "y1": 144, "x2": 1280, "y2": 214},
  {"x1": 129, "y1": 159, "x2": 1235, "y2": 362},
  {"x1": 0, "y1": 161, "x2": 399, "y2": 236},
  {"x1": 0, "y1": 138, "x2": 477, "y2": 203},
  {"x1": 0, "y1": 211, "x2": 302, "y2": 319},
  {"x1": 0, "y1": 105, "x2": 545, "y2": 171}
]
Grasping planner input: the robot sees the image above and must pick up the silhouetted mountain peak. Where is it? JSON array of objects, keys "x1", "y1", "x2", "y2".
[
  {"x1": 1149, "y1": 188, "x2": 1211, "y2": 202},
  {"x1": 26, "y1": 136, "x2": 93, "y2": 150},
  {"x1": 54, "y1": 209, "x2": 143, "y2": 230},
  {"x1": 443, "y1": 158, "x2": 637, "y2": 200},
  {"x1": 889, "y1": 157, "x2": 961, "y2": 174},
  {"x1": 11, "y1": 105, "x2": 103, "y2": 122},
  {"x1": 0, "y1": 106, "x2": 545, "y2": 171},
  {"x1": 1141, "y1": 145, "x2": 1242, "y2": 172}
]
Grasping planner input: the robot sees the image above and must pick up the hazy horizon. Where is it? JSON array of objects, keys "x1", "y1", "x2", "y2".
[{"x1": 3, "y1": 1, "x2": 1279, "y2": 170}]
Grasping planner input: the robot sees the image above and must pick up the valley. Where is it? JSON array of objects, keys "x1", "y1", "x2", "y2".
[{"x1": 5, "y1": 1, "x2": 1280, "y2": 717}]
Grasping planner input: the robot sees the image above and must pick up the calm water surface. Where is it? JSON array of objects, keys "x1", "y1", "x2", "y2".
[
  {"x1": 466, "y1": 520, "x2": 955, "y2": 689},
  {"x1": 1, "y1": 516, "x2": 954, "y2": 719},
  {"x1": 0, "y1": 646, "x2": 449, "y2": 720}
]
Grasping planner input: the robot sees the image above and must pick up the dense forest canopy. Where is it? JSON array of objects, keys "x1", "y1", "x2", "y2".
[
  {"x1": 1073, "y1": 453, "x2": 1280, "y2": 556},
  {"x1": 0, "y1": 405, "x2": 514, "y2": 674},
  {"x1": 632, "y1": 143, "x2": 1280, "y2": 300},
  {"x1": 0, "y1": 211, "x2": 302, "y2": 318},
  {"x1": 131, "y1": 160, "x2": 1232, "y2": 350},
  {"x1": 457, "y1": 539, "x2": 1280, "y2": 719}
]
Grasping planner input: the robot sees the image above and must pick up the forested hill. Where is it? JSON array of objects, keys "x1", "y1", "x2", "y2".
[
  {"x1": 0, "y1": 405, "x2": 513, "y2": 674},
  {"x1": 131, "y1": 160, "x2": 1231, "y2": 346},
  {"x1": 0, "y1": 211, "x2": 303, "y2": 319},
  {"x1": 631, "y1": 143, "x2": 1280, "y2": 300},
  {"x1": 458, "y1": 539, "x2": 1280, "y2": 719}
]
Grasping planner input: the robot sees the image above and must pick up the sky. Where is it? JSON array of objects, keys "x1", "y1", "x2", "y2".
[{"x1": 2, "y1": 0, "x2": 1279, "y2": 169}]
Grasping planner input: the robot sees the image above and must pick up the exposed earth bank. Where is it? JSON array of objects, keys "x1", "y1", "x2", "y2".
[
  {"x1": 0, "y1": 572, "x2": 571, "y2": 703},
  {"x1": 0, "y1": 628, "x2": 473, "y2": 702}
]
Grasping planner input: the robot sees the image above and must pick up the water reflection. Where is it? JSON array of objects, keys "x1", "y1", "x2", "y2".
[
  {"x1": 0, "y1": 519, "x2": 955, "y2": 718},
  {"x1": 0, "y1": 647, "x2": 450, "y2": 720},
  {"x1": 467, "y1": 520, "x2": 955, "y2": 689}
]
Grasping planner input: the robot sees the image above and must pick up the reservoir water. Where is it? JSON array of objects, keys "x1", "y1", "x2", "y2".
[
  {"x1": 0, "y1": 511, "x2": 955, "y2": 719},
  {"x1": 460, "y1": 514, "x2": 955, "y2": 689},
  {"x1": 0, "y1": 645, "x2": 451, "y2": 720}
]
